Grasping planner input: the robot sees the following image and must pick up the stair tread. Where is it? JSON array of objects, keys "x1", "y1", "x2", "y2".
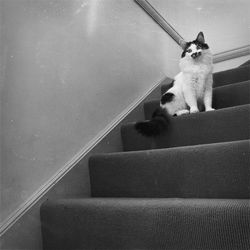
[
  {"x1": 41, "y1": 198, "x2": 250, "y2": 250},
  {"x1": 146, "y1": 80, "x2": 250, "y2": 120},
  {"x1": 90, "y1": 140, "x2": 250, "y2": 198},
  {"x1": 41, "y1": 197, "x2": 250, "y2": 206},
  {"x1": 122, "y1": 104, "x2": 250, "y2": 151}
]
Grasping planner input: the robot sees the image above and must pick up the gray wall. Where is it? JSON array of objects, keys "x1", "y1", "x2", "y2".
[
  {"x1": 0, "y1": 0, "x2": 180, "y2": 225},
  {"x1": 150, "y1": 0, "x2": 250, "y2": 54}
]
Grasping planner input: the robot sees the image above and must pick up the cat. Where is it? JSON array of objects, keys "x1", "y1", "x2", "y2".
[{"x1": 135, "y1": 32, "x2": 214, "y2": 137}]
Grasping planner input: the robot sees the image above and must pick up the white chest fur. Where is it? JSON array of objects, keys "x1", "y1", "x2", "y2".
[
  {"x1": 161, "y1": 48, "x2": 214, "y2": 116},
  {"x1": 179, "y1": 50, "x2": 213, "y2": 98}
]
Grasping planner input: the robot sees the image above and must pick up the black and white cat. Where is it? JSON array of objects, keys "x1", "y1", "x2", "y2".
[{"x1": 135, "y1": 32, "x2": 214, "y2": 136}]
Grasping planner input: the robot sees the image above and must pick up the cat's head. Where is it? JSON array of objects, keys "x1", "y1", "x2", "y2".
[{"x1": 180, "y1": 32, "x2": 209, "y2": 59}]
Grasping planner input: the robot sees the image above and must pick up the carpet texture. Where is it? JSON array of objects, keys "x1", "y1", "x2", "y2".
[
  {"x1": 89, "y1": 140, "x2": 250, "y2": 198},
  {"x1": 122, "y1": 104, "x2": 250, "y2": 151},
  {"x1": 148, "y1": 80, "x2": 250, "y2": 120},
  {"x1": 41, "y1": 198, "x2": 250, "y2": 250},
  {"x1": 41, "y1": 63, "x2": 250, "y2": 250},
  {"x1": 213, "y1": 65, "x2": 250, "y2": 87}
]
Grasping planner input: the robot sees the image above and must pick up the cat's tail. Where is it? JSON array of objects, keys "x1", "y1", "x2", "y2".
[{"x1": 135, "y1": 107, "x2": 170, "y2": 137}]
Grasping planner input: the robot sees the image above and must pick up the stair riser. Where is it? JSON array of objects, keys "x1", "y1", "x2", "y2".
[
  {"x1": 90, "y1": 140, "x2": 250, "y2": 198},
  {"x1": 213, "y1": 80, "x2": 250, "y2": 109},
  {"x1": 41, "y1": 199, "x2": 250, "y2": 250},
  {"x1": 122, "y1": 105, "x2": 250, "y2": 151},
  {"x1": 213, "y1": 65, "x2": 250, "y2": 87},
  {"x1": 148, "y1": 81, "x2": 250, "y2": 120}
]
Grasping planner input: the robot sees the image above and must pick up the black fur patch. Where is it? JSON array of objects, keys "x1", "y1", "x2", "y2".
[
  {"x1": 135, "y1": 107, "x2": 169, "y2": 137},
  {"x1": 160, "y1": 92, "x2": 174, "y2": 105},
  {"x1": 169, "y1": 80, "x2": 175, "y2": 88},
  {"x1": 181, "y1": 42, "x2": 192, "y2": 58},
  {"x1": 194, "y1": 40, "x2": 209, "y2": 50},
  {"x1": 181, "y1": 41, "x2": 209, "y2": 58}
]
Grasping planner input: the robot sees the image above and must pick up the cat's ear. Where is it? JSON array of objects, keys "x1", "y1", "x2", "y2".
[
  {"x1": 196, "y1": 32, "x2": 205, "y2": 44},
  {"x1": 179, "y1": 39, "x2": 187, "y2": 50}
]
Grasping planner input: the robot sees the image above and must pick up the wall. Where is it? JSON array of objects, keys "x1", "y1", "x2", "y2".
[
  {"x1": 0, "y1": 77, "x2": 170, "y2": 250},
  {"x1": 213, "y1": 55, "x2": 250, "y2": 72},
  {"x1": 0, "y1": 0, "x2": 180, "y2": 227},
  {"x1": 150, "y1": 0, "x2": 250, "y2": 54},
  {"x1": 0, "y1": 0, "x2": 5, "y2": 224}
]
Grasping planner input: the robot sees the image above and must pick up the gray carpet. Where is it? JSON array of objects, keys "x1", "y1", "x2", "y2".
[{"x1": 41, "y1": 64, "x2": 250, "y2": 249}]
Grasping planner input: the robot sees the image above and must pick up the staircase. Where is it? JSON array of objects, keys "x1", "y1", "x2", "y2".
[{"x1": 41, "y1": 63, "x2": 250, "y2": 250}]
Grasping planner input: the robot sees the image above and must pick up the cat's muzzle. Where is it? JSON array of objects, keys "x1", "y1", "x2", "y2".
[{"x1": 191, "y1": 51, "x2": 202, "y2": 59}]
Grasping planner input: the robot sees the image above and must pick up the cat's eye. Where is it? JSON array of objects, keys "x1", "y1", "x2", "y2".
[{"x1": 186, "y1": 49, "x2": 192, "y2": 53}]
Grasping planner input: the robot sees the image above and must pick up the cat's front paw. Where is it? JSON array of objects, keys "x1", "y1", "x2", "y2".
[
  {"x1": 190, "y1": 107, "x2": 199, "y2": 113},
  {"x1": 175, "y1": 109, "x2": 190, "y2": 116},
  {"x1": 205, "y1": 107, "x2": 215, "y2": 112}
]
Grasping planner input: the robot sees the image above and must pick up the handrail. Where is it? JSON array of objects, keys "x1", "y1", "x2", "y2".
[
  {"x1": 135, "y1": 0, "x2": 185, "y2": 46},
  {"x1": 213, "y1": 45, "x2": 250, "y2": 63},
  {"x1": 135, "y1": 0, "x2": 250, "y2": 63}
]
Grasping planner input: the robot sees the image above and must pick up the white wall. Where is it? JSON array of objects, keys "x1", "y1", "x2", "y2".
[
  {"x1": 150, "y1": 0, "x2": 250, "y2": 54},
  {"x1": 0, "y1": 0, "x2": 181, "y2": 225},
  {"x1": 213, "y1": 55, "x2": 250, "y2": 72},
  {"x1": 0, "y1": 0, "x2": 5, "y2": 223}
]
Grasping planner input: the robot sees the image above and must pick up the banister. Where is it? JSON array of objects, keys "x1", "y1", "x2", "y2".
[
  {"x1": 135, "y1": 0, "x2": 250, "y2": 63},
  {"x1": 135, "y1": 0, "x2": 185, "y2": 46}
]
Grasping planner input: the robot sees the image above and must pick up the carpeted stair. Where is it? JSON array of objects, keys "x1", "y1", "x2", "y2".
[
  {"x1": 89, "y1": 140, "x2": 250, "y2": 199},
  {"x1": 213, "y1": 64, "x2": 250, "y2": 87},
  {"x1": 41, "y1": 64, "x2": 250, "y2": 250},
  {"x1": 122, "y1": 105, "x2": 249, "y2": 151}
]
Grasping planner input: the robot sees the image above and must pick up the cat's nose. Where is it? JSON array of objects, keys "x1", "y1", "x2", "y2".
[
  {"x1": 191, "y1": 52, "x2": 202, "y2": 58},
  {"x1": 191, "y1": 53, "x2": 197, "y2": 58}
]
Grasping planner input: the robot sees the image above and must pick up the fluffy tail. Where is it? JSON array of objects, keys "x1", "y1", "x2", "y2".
[{"x1": 135, "y1": 107, "x2": 170, "y2": 137}]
